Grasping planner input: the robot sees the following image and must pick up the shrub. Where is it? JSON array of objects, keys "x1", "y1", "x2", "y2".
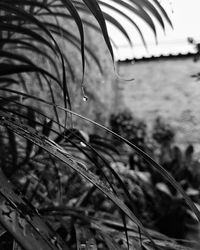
[{"x1": 109, "y1": 111, "x2": 200, "y2": 244}]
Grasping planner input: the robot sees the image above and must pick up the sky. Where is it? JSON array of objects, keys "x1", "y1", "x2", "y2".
[{"x1": 106, "y1": 0, "x2": 200, "y2": 60}]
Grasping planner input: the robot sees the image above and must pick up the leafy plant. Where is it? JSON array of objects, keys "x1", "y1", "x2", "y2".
[
  {"x1": 109, "y1": 111, "x2": 200, "y2": 246},
  {"x1": 110, "y1": 110, "x2": 147, "y2": 149},
  {"x1": 0, "y1": 1, "x2": 199, "y2": 250}
]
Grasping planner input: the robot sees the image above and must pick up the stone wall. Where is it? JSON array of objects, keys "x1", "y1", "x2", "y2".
[{"x1": 117, "y1": 56, "x2": 200, "y2": 146}]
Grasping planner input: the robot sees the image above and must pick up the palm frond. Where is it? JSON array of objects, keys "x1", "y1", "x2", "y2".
[{"x1": 1, "y1": 1, "x2": 195, "y2": 250}]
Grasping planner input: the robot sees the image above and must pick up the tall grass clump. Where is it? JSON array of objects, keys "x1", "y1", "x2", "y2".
[{"x1": 0, "y1": 1, "x2": 199, "y2": 249}]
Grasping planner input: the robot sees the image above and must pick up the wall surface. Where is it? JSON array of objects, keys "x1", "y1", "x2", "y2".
[{"x1": 117, "y1": 56, "x2": 200, "y2": 146}]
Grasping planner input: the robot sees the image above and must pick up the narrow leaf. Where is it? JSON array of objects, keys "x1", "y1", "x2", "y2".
[
  {"x1": 26, "y1": 108, "x2": 36, "y2": 159},
  {"x1": 58, "y1": 109, "x2": 200, "y2": 222},
  {"x1": 82, "y1": 0, "x2": 114, "y2": 61},
  {"x1": 0, "y1": 111, "x2": 158, "y2": 247}
]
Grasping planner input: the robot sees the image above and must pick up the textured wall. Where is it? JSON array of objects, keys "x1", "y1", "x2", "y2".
[{"x1": 117, "y1": 56, "x2": 200, "y2": 145}]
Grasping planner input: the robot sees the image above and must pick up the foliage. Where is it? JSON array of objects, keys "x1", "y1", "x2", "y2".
[
  {"x1": 109, "y1": 111, "x2": 200, "y2": 246},
  {"x1": 188, "y1": 37, "x2": 200, "y2": 82},
  {"x1": 110, "y1": 110, "x2": 147, "y2": 149},
  {"x1": 0, "y1": 1, "x2": 199, "y2": 250},
  {"x1": 152, "y1": 117, "x2": 174, "y2": 146}
]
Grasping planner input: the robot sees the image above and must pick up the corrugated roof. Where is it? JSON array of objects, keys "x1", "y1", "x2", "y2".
[
  {"x1": 118, "y1": 51, "x2": 198, "y2": 63},
  {"x1": 116, "y1": 41, "x2": 199, "y2": 62}
]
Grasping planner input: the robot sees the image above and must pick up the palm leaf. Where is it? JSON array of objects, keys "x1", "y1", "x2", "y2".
[
  {"x1": 2, "y1": 87, "x2": 199, "y2": 223},
  {"x1": 60, "y1": 0, "x2": 85, "y2": 79},
  {"x1": 58, "y1": 108, "x2": 200, "y2": 222},
  {"x1": 0, "y1": 2, "x2": 187, "y2": 250},
  {"x1": 0, "y1": 110, "x2": 160, "y2": 248}
]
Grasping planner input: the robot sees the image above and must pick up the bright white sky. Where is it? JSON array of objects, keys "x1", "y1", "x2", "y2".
[{"x1": 106, "y1": 0, "x2": 200, "y2": 60}]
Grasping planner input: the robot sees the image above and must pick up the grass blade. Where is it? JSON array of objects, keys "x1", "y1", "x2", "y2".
[
  {"x1": 57, "y1": 108, "x2": 200, "y2": 222},
  {"x1": 82, "y1": 0, "x2": 114, "y2": 61},
  {"x1": 60, "y1": 0, "x2": 85, "y2": 81},
  {"x1": 0, "y1": 110, "x2": 159, "y2": 248}
]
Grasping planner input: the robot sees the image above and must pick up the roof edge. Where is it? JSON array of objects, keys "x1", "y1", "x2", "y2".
[{"x1": 117, "y1": 52, "x2": 198, "y2": 63}]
